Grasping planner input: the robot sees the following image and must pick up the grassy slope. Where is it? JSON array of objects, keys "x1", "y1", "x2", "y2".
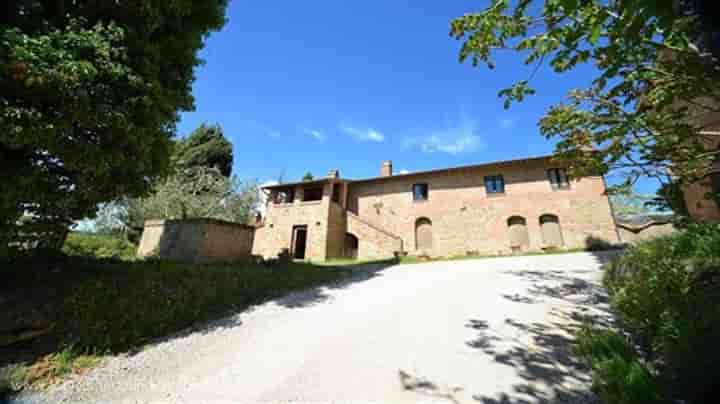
[{"x1": 0, "y1": 254, "x2": 352, "y2": 395}]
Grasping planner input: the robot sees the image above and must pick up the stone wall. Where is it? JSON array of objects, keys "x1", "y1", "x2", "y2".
[
  {"x1": 326, "y1": 200, "x2": 347, "y2": 259},
  {"x1": 346, "y1": 212, "x2": 403, "y2": 260},
  {"x1": 252, "y1": 182, "x2": 334, "y2": 261},
  {"x1": 347, "y1": 158, "x2": 619, "y2": 257},
  {"x1": 615, "y1": 216, "x2": 677, "y2": 244},
  {"x1": 137, "y1": 218, "x2": 255, "y2": 264}
]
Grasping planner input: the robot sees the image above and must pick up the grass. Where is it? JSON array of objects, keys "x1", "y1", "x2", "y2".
[
  {"x1": 0, "y1": 254, "x2": 353, "y2": 397},
  {"x1": 61, "y1": 232, "x2": 137, "y2": 260}
]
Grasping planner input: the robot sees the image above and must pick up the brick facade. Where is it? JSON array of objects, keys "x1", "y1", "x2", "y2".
[{"x1": 252, "y1": 155, "x2": 620, "y2": 261}]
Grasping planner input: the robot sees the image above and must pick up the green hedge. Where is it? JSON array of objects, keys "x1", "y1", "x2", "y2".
[
  {"x1": 62, "y1": 232, "x2": 137, "y2": 260},
  {"x1": 580, "y1": 223, "x2": 720, "y2": 404}
]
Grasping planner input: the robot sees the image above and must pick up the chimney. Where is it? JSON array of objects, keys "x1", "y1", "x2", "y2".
[
  {"x1": 327, "y1": 169, "x2": 340, "y2": 179},
  {"x1": 381, "y1": 160, "x2": 393, "y2": 177}
]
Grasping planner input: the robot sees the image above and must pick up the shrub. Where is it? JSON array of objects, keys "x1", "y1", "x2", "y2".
[
  {"x1": 591, "y1": 356, "x2": 665, "y2": 404},
  {"x1": 575, "y1": 326, "x2": 667, "y2": 404},
  {"x1": 62, "y1": 232, "x2": 137, "y2": 260},
  {"x1": 600, "y1": 223, "x2": 720, "y2": 403},
  {"x1": 575, "y1": 326, "x2": 636, "y2": 363}
]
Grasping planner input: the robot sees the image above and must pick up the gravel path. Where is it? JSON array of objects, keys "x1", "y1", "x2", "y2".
[{"x1": 15, "y1": 252, "x2": 615, "y2": 404}]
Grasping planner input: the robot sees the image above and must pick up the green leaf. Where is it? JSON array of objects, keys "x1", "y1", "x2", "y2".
[{"x1": 589, "y1": 23, "x2": 602, "y2": 45}]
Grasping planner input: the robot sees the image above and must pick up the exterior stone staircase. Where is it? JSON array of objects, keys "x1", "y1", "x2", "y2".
[{"x1": 345, "y1": 211, "x2": 404, "y2": 260}]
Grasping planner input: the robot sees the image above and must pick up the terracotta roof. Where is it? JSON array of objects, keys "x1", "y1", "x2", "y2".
[
  {"x1": 262, "y1": 154, "x2": 557, "y2": 190},
  {"x1": 351, "y1": 154, "x2": 555, "y2": 184}
]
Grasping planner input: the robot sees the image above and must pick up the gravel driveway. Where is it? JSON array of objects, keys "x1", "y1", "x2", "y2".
[{"x1": 17, "y1": 252, "x2": 615, "y2": 404}]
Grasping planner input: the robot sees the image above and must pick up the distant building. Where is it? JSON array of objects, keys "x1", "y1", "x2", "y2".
[{"x1": 252, "y1": 155, "x2": 620, "y2": 261}]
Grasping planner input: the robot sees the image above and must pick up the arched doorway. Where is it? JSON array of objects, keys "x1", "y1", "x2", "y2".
[
  {"x1": 415, "y1": 217, "x2": 433, "y2": 252},
  {"x1": 344, "y1": 233, "x2": 359, "y2": 259},
  {"x1": 540, "y1": 214, "x2": 563, "y2": 248},
  {"x1": 507, "y1": 216, "x2": 529, "y2": 252}
]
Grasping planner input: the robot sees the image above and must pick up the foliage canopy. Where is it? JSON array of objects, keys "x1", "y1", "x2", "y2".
[
  {"x1": 451, "y1": 0, "x2": 720, "y2": 192},
  {"x1": 173, "y1": 123, "x2": 233, "y2": 177},
  {"x1": 0, "y1": 0, "x2": 229, "y2": 255},
  {"x1": 98, "y1": 124, "x2": 256, "y2": 240}
]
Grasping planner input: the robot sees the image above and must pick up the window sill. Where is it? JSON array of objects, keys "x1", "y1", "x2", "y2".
[
  {"x1": 412, "y1": 199, "x2": 429, "y2": 203},
  {"x1": 299, "y1": 200, "x2": 323, "y2": 205},
  {"x1": 486, "y1": 192, "x2": 506, "y2": 197}
]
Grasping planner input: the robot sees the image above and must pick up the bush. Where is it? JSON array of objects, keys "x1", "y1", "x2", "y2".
[
  {"x1": 598, "y1": 223, "x2": 720, "y2": 403},
  {"x1": 62, "y1": 232, "x2": 137, "y2": 260},
  {"x1": 575, "y1": 326, "x2": 667, "y2": 404}
]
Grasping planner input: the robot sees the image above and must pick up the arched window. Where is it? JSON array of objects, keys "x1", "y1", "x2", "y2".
[
  {"x1": 415, "y1": 217, "x2": 433, "y2": 251},
  {"x1": 540, "y1": 214, "x2": 563, "y2": 247},
  {"x1": 344, "y1": 233, "x2": 359, "y2": 259},
  {"x1": 507, "y1": 216, "x2": 529, "y2": 252}
]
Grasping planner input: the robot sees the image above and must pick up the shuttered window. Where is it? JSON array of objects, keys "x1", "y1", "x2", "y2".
[
  {"x1": 547, "y1": 168, "x2": 570, "y2": 190},
  {"x1": 415, "y1": 218, "x2": 433, "y2": 251},
  {"x1": 540, "y1": 215, "x2": 563, "y2": 247},
  {"x1": 507, "y1": 216, "x2": 529, "y2": 249}
]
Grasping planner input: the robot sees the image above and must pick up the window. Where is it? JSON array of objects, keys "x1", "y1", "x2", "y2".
[
  {"x1": 547, "y1": 168, "x2": 570, "y2": 189},
  {"x1": 273, "y1": 188, "x2": 294, "y2": 204},
  {"x1": 484, "y1": 175, "x2": 505, "y2": 194},
  {"x1": 412, "y1": 183, "x2": 429, "y2": 201},
  {"x1": 302, "y1": 187, "x2": 323, "y2": 202}
]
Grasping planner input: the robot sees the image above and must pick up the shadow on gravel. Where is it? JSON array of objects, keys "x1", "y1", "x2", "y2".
[
  {"x1": 398, "y1": 370, "x2": 463, "y2": 404},
  {"x1": 465, "y1": 249, "x2": 618, "y2": 403}
]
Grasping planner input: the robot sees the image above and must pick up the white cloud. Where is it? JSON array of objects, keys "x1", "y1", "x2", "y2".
[
  {"x1": 398, "y1": 169, "x2": 410, "y2": 175},
  {"x1": 498, "y1": 118, "x2": 515, "y2": 129},
  {"x1": 404, "y1": 117, "x2": 485, "y2": 155},
  {"x1": 340, "y1": 125, "x2": 385, "y2": 142},
  {"x1": 249, "y1": 121, "x2": 280, "y2": 139},
  {"x1": 303, "y1": 128, "x2": 327, "y2": 142}
]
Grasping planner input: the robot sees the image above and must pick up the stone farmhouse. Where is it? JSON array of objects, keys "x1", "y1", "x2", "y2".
[{"x1": 251, "y1": 155, "x2": 620, "y2": 261}]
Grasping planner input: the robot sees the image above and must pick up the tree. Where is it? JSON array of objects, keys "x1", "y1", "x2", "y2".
[
  {"x1": 0, "y1": 1, "x2": 229, "y2": 256},
  {"x1": 173, "y1": 123, "x2": 233, "y2": 177},
  {"x1": 609, "y1": 190, "x2": 655, "y2": 217},
  {"x1": 93, "y1": 201, "x2": 128, "y2": 236},
  {"x1": 111, "y1": 123, "x2": 253, "y2": 237},
  {"x1": 450, "y1": 0, "x2": 720, "y2": 194},
  {"x1": 302, "y1": 172, "x2": 314, "y2": 181},
  {"x1": 139, "y1": 167, "x2": 259, "y2": 224}
]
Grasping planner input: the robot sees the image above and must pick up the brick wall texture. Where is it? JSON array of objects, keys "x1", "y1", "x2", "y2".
[{"x1": 253, "y1": 156, "x2": 621, "y2": 261}]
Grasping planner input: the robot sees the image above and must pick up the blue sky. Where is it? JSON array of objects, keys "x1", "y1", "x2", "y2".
[{"x1": 178, "y1": 0, "x2": 658, "y2": 194}]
